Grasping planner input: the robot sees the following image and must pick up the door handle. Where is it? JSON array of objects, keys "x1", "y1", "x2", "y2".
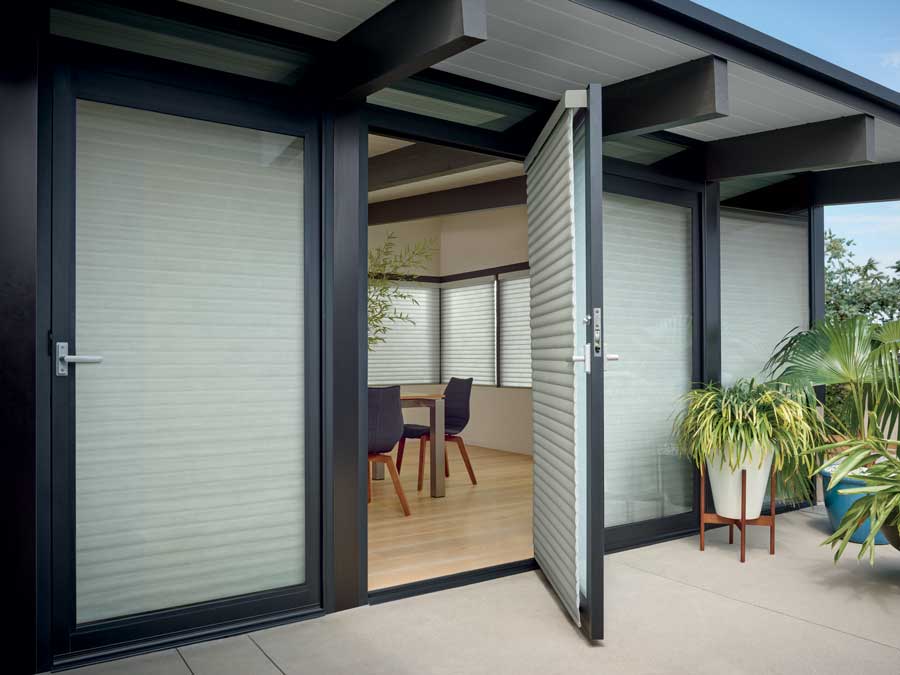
[
  {"x1": 56, "y1": 342, "x2": 103, "y2": 376},
  {"x1": 606, "y1": 354, "x2": 620, "y2": 361}
]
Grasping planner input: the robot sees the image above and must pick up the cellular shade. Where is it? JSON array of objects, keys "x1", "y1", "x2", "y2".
[
  {"x1": 74, "y1": 101, "x2": 306, "y2": 622},
  {"x1": 368, "y1": 283, "x2": 440, "y2": 385},
  {"x1": 602, "y1": 192, "x2": 695, "y2": 528},
  {"x1": 498, "y1": 273, "x2": 532, "y2": 387},
  {"x1": 441, "y1": 279, "x2": 496, "y2": 385},
  {"x1": 720, "y1": 208, "x2": 809, "y2": 385}
]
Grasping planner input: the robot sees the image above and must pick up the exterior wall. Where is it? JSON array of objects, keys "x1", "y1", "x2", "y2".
[{"x1": 368, "y1": 204, "x2": 533, "y2": 454}]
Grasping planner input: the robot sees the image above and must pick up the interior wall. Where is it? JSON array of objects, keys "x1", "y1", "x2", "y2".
[{"x1": 369, "y1": 204, "x2": 532, "y2": 454}]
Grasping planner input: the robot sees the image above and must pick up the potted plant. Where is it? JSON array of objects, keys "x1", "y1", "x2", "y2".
[
  {"x1": 813, "y1": 435, "x2": 900, "y2": 562},
  {"x1": 674, "y1": 379, "x2": 822, "y2": 520},
  {"x1": 766, "y1": 316, "x2": 900, "y2": 551}
]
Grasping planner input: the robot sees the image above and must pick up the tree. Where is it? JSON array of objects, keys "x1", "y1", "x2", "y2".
[
  {"x1": 824, "y1": 230, "x2": 900, "y2": 428},
  {"x1": 826, "y1": 230, "x2": 900, "y2": 322}
]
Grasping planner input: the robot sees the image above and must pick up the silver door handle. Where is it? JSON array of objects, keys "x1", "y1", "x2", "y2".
[
  {"x1": 63, "y1": 355, "x2": 104, "y2": 364},
  {"x1": 606, "y1": 354, "x2": 620, "y2": 361},
  {"x1": 56, "y1": 341, "x2": 103, "y2": 376}
]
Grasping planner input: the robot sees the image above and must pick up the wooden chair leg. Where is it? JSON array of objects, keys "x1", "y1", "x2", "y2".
[
  {"x1": 454, "y1": 436, "x2": 477, "y2": 485},
  {"x1": 444, "y1": 443, "x2": 450, "y2": 477},
  {"x1": 417, "y1": 436, "x2": 427, "y2": 492},
  {"x1": 367, "y1": 457, "x2": 372, "y2": 504},
  {"x1": 384, "y1": 456, "x2": 411, "y2": 516},
  {"x1": 396, "y1": 437, "x2": 406, "y2": 472}
]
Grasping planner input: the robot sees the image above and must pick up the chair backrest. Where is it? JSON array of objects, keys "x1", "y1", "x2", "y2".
[
  {"x1": 444, "y1": 377, "x2": 473, "y2": 434},
  {"x1": 367, "y1": 386, "x2": 404, "y2": 454}
]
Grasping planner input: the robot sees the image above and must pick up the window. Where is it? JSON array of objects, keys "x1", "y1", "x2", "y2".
[
  {"x1": 498, "y1": 273, "x2": 532, "y2": 387},
  {"x1": 366, "y1": 271, "x2": 533, "y2": 388},
  {"x1": 368, "y1": 283, "x2": 440, "y2": 385},
  {"x1": 720, "y1": 208, "x2": 809, "y2": 386},
  {"x1": 441, "y1": 279, "x2": 496, "y2": 385}
]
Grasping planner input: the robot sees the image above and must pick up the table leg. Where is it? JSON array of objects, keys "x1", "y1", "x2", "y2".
[
  {"x1": 372, "y1": 463, "x2": 385, "y2": 480},
  {"x1": 430, "y1": 399, "x2": 445, "y2": 497}
]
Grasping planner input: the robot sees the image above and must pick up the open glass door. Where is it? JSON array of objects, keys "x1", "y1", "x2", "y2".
[{"x1": 524, "y1": 87, "x2": 604, "y2": 640}]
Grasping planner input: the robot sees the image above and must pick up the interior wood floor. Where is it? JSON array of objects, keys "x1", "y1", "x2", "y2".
[{"x1": 368, "y1": 444, "x2": 534, "y2": 591}]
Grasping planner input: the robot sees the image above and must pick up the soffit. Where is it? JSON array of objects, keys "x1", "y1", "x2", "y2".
[{"x1": 182, "y1": 0, "x2": 900, "y2": 163}]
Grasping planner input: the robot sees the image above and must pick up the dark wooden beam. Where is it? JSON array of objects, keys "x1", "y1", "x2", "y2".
[
  {"x1": 721, "y1": 174, "x2": 812, "y2": 212},
  {"x1": 315, "y1": 0, "x2": 486, "y2": 102},
  {"x1": 368, "y1": 175, "x2": 525, "y2": 225},
  {"x1": 603, "y1": 56, "x2": 729, "y2": 139},
  {"x1": 811, "y1": 161, "x2": 900, "y2": 205},
  {"x1": 722, "y1": 161, "x2": 900, "y2": 210},
  {"x1": 707, "y1": 114, "x2": 875, "y2": 180},
  {"x1": 369, "y1": 142, "x2": 504, "y2": 192}
]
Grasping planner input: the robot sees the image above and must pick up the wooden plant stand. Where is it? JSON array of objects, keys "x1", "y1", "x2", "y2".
[{"x1": 700, "y1": 464, "x2": 776, "y2": 563}]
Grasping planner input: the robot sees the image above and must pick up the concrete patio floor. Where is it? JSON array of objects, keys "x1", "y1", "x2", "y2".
[{"x1": 66, "y1": 507, "x2": 900, "y2": 675}]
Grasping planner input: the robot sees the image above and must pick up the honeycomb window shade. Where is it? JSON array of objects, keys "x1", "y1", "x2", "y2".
[{"x1": 74, "y1": 100, "x2": 307, "y2": 623}]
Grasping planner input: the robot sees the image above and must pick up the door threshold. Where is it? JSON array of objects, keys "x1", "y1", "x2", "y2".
[{"x1": 368, "y1": 559, "x2": 538, "y2": 605}]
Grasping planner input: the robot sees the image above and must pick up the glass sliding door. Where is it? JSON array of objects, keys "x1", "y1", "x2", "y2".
[
  {"x1": 52, "y1": 92, "x2": 320, "y2": 656},
  {"x1": 602, "y1": 184, "x2": 699, "y2": 542}
]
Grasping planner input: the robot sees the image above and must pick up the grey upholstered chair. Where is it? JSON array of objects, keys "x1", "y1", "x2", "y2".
[
  {"x1": 396, "y1": 377, "x2": 477, "y2": 491},
  {"x1": 367, "y1": 386, "x2": 410, "y2": 516}
]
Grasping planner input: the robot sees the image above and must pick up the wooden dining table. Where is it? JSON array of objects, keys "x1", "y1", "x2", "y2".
[{"x1": 371, "y1": 393, "x2": 446, "y2": 497}]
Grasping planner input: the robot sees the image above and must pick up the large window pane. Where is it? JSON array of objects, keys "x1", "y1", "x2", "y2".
[
  {"x1": 603, "y1": 193, "x2": 694, "y2": 527},
  {"x1": 441, "y1": 279, "x2": 496, "y2": 384},
  {"x1": 499, "y1": 274, "x2": 532, "y2": 387},
  {"x1": 368, "y1": 283, "x2": 440, "y2": 385},
  {"x1": 75, "y1": 101, "x2": 306, "y2": 622},
  {"x1": 720, "y1": 208, "x2": 809, "y2": 385}
]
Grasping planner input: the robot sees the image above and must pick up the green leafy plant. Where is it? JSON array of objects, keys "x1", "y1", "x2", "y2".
[
  {"x1": 766, "y1": 317, "x2": 900, "y2": 440},
  {"x1": 673, "y1": 379, "x2": 823, "y2": 502},
  {"x1": 814, "y1": 434, "x2": 900, "y2": 563},
  {"x1": 824, "y1": 231, "x2": 900, "y2": 430},
  {"x1": 367, "y1": 232, "x2": 436, "y2": 351},
  {"x1": 766, "y1": 316, "x2": 900, "y2": 560}
]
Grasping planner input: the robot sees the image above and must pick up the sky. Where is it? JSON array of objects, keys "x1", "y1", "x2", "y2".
[{"x1": 694, "y1": 0, "x2": 900, "y2": 269}]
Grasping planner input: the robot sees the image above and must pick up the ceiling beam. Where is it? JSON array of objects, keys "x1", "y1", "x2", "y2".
[
  {"x1": 368, "y1": 143, "x2": 505, "y2": 192},
  {"x1": 313, "y1": 0, "x2": 486, "y2": 103},
  {"x1": 812, "y1": 161, "x2": 900, "y2": 205},
  {"x1": 368, "y1": 176, "x2": 526, "y2": 225},
  {"x1": 707, "y1": 114, "x2": 876, "y2": 180},
  {"x1": 720, "y1": 160, "x2": 900, "y2": 211},
  {"x1": 603, "y1": 56, "x2": 729, "y2": 139},
  {"x1": 720, "y1": 175, "x2": 812, "y2": 213}
]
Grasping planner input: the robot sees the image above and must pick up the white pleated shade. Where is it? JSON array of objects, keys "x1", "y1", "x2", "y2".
[
  {"x1": 75, "y1": 101, "x2": 306, "y2": 623},
  {"x1": 602, "y1": 192, "x2": 695, "y2": 528}
]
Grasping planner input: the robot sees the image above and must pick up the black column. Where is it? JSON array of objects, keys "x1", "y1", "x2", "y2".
[
  {"x1": 702, "y1": 181, "x2": 722, "y2": 384},
  {"x1": 323, "y1": 107, "x2": 368, "y2": 612},
  {"x1": 809, "y1": 205, "x2": 826, "y2": 325},
  {"x1": 2, "y1": 5, "x2": 43, "y2": 674}
]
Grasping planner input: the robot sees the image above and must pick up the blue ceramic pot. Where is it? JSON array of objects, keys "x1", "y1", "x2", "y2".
[{"x1": 822, "y1": 470, "x2": 888, "y2": 545}]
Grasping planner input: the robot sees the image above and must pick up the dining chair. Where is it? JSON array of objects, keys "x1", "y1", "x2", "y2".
[
  {"x1": 396, "y1": 377, "x2": 476, "y2": 491},
  {"x1": 367, "y1": 385, "x2": 410, "y2": 516}
]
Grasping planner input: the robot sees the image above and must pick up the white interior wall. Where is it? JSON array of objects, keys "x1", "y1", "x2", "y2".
[{"x1": 369, "y1": 204, "x2": 533, "y2": 454}]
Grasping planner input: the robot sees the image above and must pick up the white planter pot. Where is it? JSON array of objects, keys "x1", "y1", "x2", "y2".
[{"x1": 706, "y1": 446, "x2": 775, "y2": 520}]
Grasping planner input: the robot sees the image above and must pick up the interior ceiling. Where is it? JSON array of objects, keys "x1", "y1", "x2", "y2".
[
  {"x1": 184, "y1": 0, "x2": 900, "y2": 162},
  {"x1": 367, "y1": 132, "x2": 524, "y2": 204},
  {"x1": 367, "y1": 134, "x2": 413, "y2": 157}
]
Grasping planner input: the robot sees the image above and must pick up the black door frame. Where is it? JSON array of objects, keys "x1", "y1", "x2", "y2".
[
  {"x1": 45, "y1": 39, "x2": 324, "y2": 667},
  {"x1": 598, "y1": 164, "x2": 707, "y2": 555}
]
